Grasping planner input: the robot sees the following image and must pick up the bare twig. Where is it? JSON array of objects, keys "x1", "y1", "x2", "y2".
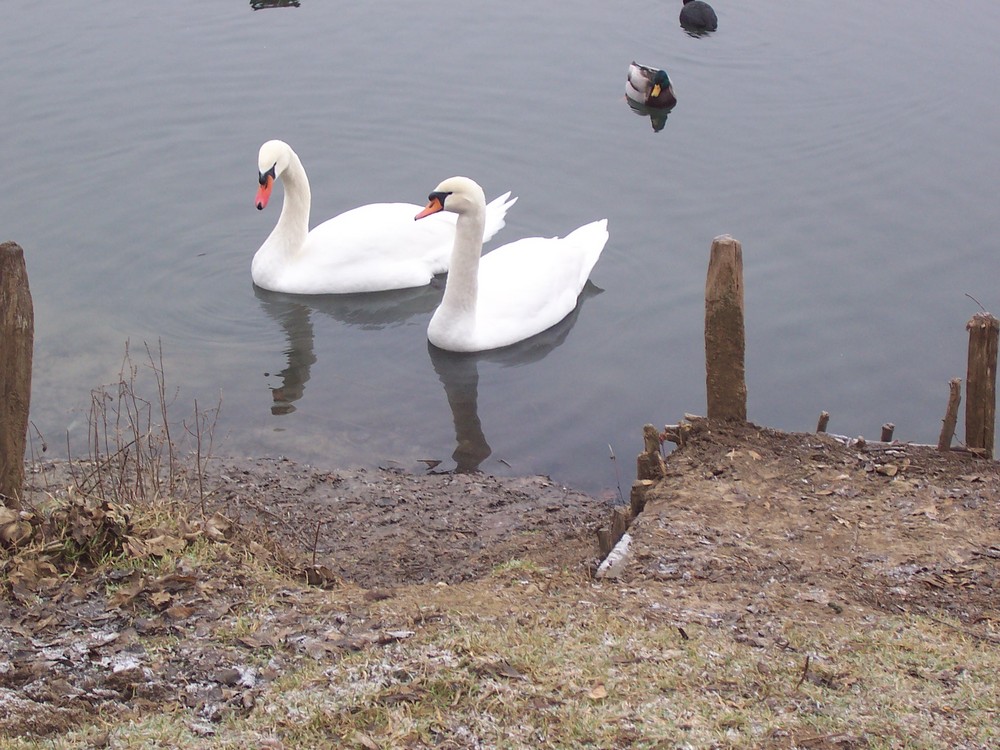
[
  {"x1": 965, "y1": 293, "x2": 988, "y2": 314},
  {"x1": 194, "y1": 398, "x2": 205, "y2": 516},
  {"x1": 312, "y1": 521, "x2": 323, "y2": 567},
  {"x1": 147, "y1": 340, "x2": 175, "y2": 492},
  {"x1": 795, "y1": 654, "x2": 811, "y2": 691},
  {"x1": 926, "y1": 615, "x2": 1000, "y2": 645},
  {"x1": 608, "y1": 444, "x2": 624, "y2": 504}
]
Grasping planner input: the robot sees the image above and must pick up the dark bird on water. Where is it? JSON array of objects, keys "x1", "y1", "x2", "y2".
[{"x1": 680, "y1": 0, "x2": 718, "y2": 32}]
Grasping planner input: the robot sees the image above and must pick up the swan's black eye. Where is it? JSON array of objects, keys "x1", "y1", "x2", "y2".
[{"x1": 259, "y1": 163, "x2": 276, "y2": 185}]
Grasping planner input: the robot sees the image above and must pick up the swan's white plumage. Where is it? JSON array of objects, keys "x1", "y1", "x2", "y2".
[
  {"x1": 252, "y1": 140, "x2": 517, "y2": 294},
  {"x1": 418, "y1": 176, "x2": 608, "y2": 353}
]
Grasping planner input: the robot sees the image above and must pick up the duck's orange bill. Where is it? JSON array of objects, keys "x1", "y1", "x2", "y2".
[
  {"x1": 415, "y1": 197, "x2": 443, "y2": 220},
  {"x1": 256, "y1": 176, "x2": 274, "y2": 210}
]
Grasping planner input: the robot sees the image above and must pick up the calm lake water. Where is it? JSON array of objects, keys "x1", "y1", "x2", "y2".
[{"x1": 4, "y1": 2, "x2": 1000, "y2": 495}]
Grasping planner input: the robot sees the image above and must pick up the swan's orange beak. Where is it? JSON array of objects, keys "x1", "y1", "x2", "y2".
[
  {"x1": 415, "y1": 196, "x2": 443, "y2": 220},
  {"x1": 256, "y1": 175, "x2": 274, "y2": 210}
]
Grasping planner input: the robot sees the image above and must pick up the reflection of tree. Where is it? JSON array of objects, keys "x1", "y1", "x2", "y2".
[
  {"x1": 250, "y1": 0, "x2": 300, "y2": 10},
  {"x1": 427, "y1": 282, "x2": 602, "y2": 474}
]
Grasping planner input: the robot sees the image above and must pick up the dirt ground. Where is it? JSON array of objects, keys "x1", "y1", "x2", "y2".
[
  {"x1": 2, "y1": 419, "x2": 999, "y2": 743},
  {"x1": 202, "y1": 460, "x2": 610, "y2": 588},
  {"x1": 624, "y1": 420, "x2": 999, "y2": 631}
]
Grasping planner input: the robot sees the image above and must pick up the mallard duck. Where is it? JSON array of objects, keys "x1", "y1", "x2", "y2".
[
  {"x1": 414, "y1": 177, "x2": 608, "y2": 353},
  {"x1": 252, "y1": 140, "x2": 517, "y2": 294},
  {"x1": 680, "y1": 0, "x2": 718, "y2": 32},
  {"x1": 625, "y1": 62, "x2": 677, "y2": 109}
]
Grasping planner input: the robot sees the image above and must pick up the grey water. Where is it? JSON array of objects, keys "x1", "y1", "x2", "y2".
[{"x1": 3, "y1": 1, "x2": 1000, "y2": 496}]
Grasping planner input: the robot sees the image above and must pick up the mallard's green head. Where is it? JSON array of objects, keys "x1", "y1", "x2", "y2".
[{"x1": 651, "y1": 70, "x2": 671, "y2": 97}]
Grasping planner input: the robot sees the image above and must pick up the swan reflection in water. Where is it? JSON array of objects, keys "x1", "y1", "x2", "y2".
[
  {"x1": 253, "y1": 283, "x2": 443, "y2": 414},
  {"x1": 427, "y1": 282, "x2": 602, "y2": 474},
  {"x1": 625, "y1": 96, "x2": 673, "y2": 133},
  {"x1": 255, "y1": 281, "x2": 601, "y2": 474}
]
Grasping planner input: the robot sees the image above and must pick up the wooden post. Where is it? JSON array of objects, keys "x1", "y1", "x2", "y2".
[
  {"x1": 662, "y1": 421, "x2": 691, "y2": 447},
  {"x1": 937, "y1": 378, "x2": 962, "y2": 451},
  {"x1": 705, "y1": 235, "x2": 747, "y2": 422},
  {"x1": 597, "y1": 506, "x2": 632, "y2": 559},
  {"x1": 636, "y1": 423, "x2": 666, "y2": 481},
  {"x1": 630, "y1": 479, "x2": 655, "y2": 516},
  {"x1": 880, "y1": 423, "x2": 895, "y2": 442},
  {"x1": 816, "y1": 411, "x2": 830, "y2": 433},
  {"x1": 965, "y1": 313, "x2": 998, "y2": 457},
  {"x1": 1, "y1": 242, "x2": 34, "y2": 509}
]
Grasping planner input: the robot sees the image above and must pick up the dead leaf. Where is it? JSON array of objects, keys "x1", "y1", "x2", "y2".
[
  {"x1": 303, "y1": 564, "x2": 341, "y2": 588},
  {"x1": 108, "y1": 579, "x2": 145, "y2": 608},
  {"x1": 1, "y1": 520, "x2": 32, "y2": 547},
  {"x1": 151, "y1": 572, "x2": 198, "y2": 592},
  {"x1": 378, "y1": 629, "x2": 415, "y2": 644},
  {"x1": 124, "y1": 537, "x2": 149, "y2": 558},
  {"x1": 304, "y1": 638, "x2": 331, "y2": 660},
  {"x1": 150, "y1": 591, "x2": 173, "y2": 608},
  {"x1": 145, "y1": 534, "x2": 187, "y2": 557},
  {"x1": 588, "y1": 683, "x2": 608, "y2": 700},
  {"x1": 378, "y1": 685, "x2": 427, "y2": 705},
  {"x1": 473, "y1": 660, "x2": 526, "y2": 681},
  {"x1": 165, "y1": 604, "x2": 196, "y2": 620},
  {"x1": 328, "y1": 636, "x2": 367, "y2": 652},
  {"x1": 203, "y1": 513, "x2": 231, "y2": 542}
]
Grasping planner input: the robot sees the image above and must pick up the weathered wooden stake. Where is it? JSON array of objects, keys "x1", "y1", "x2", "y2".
[
  {"x1": 630, "y1": 479, "x2": 655, "y2": 516},
  {"x1": 937, "y1": 378, "x2": 962, "y2": 451},
  {"x1": 705, "y1": 235, "x2": 747, "y2": 422},
  {"x1": 636, "y1": 424, "x2": 666, "y2": 480},
  {"x1": 662, "y1": 421, "x2": 692, "y2": 447},
  {"x1": 1, "y1": 242, "x2": 34, "y2": 509},
  {"x1": 965, "y1": 313, "x2": 998, "y2": 457},
  {"x1": 880, "y1": 423, "x2": 895, "y2": 442},
  {"x1": 816, "y1": 411, "x2": 830, "y2": 433},
  {"x1": 596, "y1": 506, "x2": 632, "y2": 558}
]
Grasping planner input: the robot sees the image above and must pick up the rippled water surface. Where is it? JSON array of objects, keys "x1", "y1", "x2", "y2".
[{"x1": 4, "y1": 2, "x2": 1000, "y2": 493}]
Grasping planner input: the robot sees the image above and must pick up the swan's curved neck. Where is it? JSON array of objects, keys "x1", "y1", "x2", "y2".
[
  {"x1": 440, "y1": 205, "x2": 486, "y2": 317},
  {"x1": 271, "y1": 150, "x2": 311, "y2": 255}
]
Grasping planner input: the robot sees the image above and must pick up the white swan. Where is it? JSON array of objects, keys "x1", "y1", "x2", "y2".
[
  {"x1": 415, "y1": 176, "x2": 608, "y2": 353},
  {"x1": 253, "y1": 140, "x2": 517, "y2": 294}
]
